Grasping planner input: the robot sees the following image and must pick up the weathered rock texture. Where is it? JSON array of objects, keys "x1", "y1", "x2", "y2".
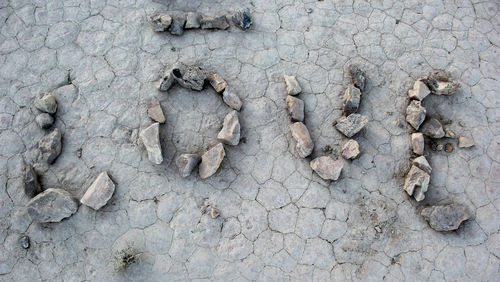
[
  {"x1": 406, "y1": 100, "x2": 426, "y2": 130},
  {"x1": 217, "y1": 110, "x2": 240, "y2": 146},
  {"x1": 290, "y1": 122, "x2": 314, "y2": 158},
  {"x1": 148, "y1": 97, "x2": 165, "y2": 123},
  {"x1": 27, "y1": 188, "x2": 78, "y2": 223},
  {"x1": 222, "y1": 86, "x2": 243, "y2": 111},
  {"x1": 172, "y1": 65, "x2": 206, "y2": 91},
  {"x1": 310, "y1": 156, "x2": 344, "y2": 181},
  {"x1": 37, "y1": 128, "x2": 62, "y2": 165},
  {"x1": 343, "y1": 85, "x2": 361, "y2": 115},
  {"x1": 80, "y1": 172, "x2": 116, "y2": 210},
  {"x1": 421, "y1": 118, "x2": 445, "y2": 138},
  {"x1": 34, "y1": 92, "x2": 57, "y2": 114},
  {"x1": 411, "y1": 132, "x2": 424, "y2": 155},
  {"x1": 408, "y1": 80, "x2": 430, "y2": 100},
  {"x1": 403, "y1": 165, "x2": 430, "y2": 202},
  {"x1": 140, "y1": 123, "x2": 163, "y2": 165},
  {"x1": 341, "y1": 139, "x2": 360, "y2": 159},
  {"x1": 176, "y1": 154, "x2": 201, "y2": 178},
  {"x1": 23, "y1": 165, "x2": 41, "y2": 197},
  {"x1": 335, "y1": 114, "x2": 368, "y2": 137},
  {"x1": 199, "y1": 143, "x2": 225, "y2": 179},
  {"x1": 283, "y1": 75, "x2": 301, "y2": 95},
  {"x1": 420, "y1": 204, "x2": 471, "y2": 232},
  {"x1": 424, "y1": 71, "x2": 460, "y2": 95},
  {"x1": 286, "y1": 95, "x2": 304, "y2": 122}
]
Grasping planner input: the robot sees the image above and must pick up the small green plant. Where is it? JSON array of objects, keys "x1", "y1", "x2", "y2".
[{"x1": 112, "y1": 245, "x2": 142, "y2": 273}]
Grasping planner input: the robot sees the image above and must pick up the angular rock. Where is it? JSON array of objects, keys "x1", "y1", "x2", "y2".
[
  {"x1": 169, "y1": 14, "x2": 186, "y2": 35},
  {"x1": 207, "y1": 73, "x2": 227, "y2": 93},
  {"x1": 348, "y1": 65, "x2": 366, "y2": 92},
  {"x1": 286, "y1": 95, "x2": 304, "y2": 122},
  {"x1": 403, "y1": 165, "x2": 430, "y2": 202},
  {"x1": 27, "y1": 188, "x2": 78, "y2": 223},
  {"x1": 147, "y1": 97, "x2": 165, "y2": 123},
  {"x1": 217, "y1": 110, "x2": 240, "y2": 146},
  {"x1": 150, "y1": 14, "x2": 172, "y2": 32},
  {"x1": 172, "y1": 65, "x2": 206, "y2": 91},
  {"x1": 408, "y1": 80, "x2": 430, "y2": 101},
  {"x1": 158, "y1": 70, "x2": 176, "y2": 91},
  {"x1": 421, "y1": 118, "x2": 445, "y2": 138},
  {"x1": 411, "y1": 132, "x2": 424, "y2": 155},
  {"x1": 458, "y1": 136, "x2": 474, "y2": 148},
  {"x1": 343, "y1": 84, "x2": 361, "y2": 115},
  {"x1": 35, "y1": 113, "x2": 54, "y2": 129},
  {"x1": 412, "y1": 156, "x2": 432, "y2": 174},
  {"x1": 283, "y1": 75, "x2": 301, "y2": 95},
  {"x1": 185, "y1": 12, "x2": 200, "y2": 29},
  {"x1": 201, "y1": 199, "x2": 220, "y2": 219},
  {"x1": 34, "y1": 92, "x2": 57, "y2": 114},
  {"x1": 199, "y1": 143, "x2": 225, "y2": 179},
  {"x1": 222, "y1": 86, "x2": 242, "y2": 111},
  {"x1": 341, "y1": 139, "x2": 360, "y2": 159},
  {"x1": 140, "y1": 123, "x2": 163, "y2": 165},
  {"x1": 80, "y1": 172, "x2": 116, "y2": 210},
  {"x1": 200, "y1": 15, "x2": 230, "y2": 30},
  {"x1": 37, "y1": 128, "x2": 62, "y2": 165},
  {"x1": 406, "y1": 100, "x2": 426, "y2": 130},
  {"x1": 23, "y1": 165, "x2": 41, "y2": 197},
  {"x1": 19, "y1": 236, "x2": 30, "y2": 249},
  {"x1": 231, "y1": 10, "x2": 253, "y2": 30},
  {"x1": 420, "y1": 204, "x2": 471, "y2": 232},
  {"x1": 424, "y1": 71, "x2": 460, "y2": 95},
  {"x1": 335, "y1": 114, "x2": 368, "y2": 138},
  {"x1": 290, "y1": 122, "x2": 314, "y2": 158},
  {"x1": 310, "y1": 156, "x2": 344, "y2": 181},
  {"x1": 176, "y1": 153, "x2": 201, "y2": 178}
]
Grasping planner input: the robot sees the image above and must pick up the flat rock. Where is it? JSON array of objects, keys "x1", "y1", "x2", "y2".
[
  {"x1": 140, "y1": 123, "x2": 163, "y2": 165},
  {"x1": 23, "y1": 165, "x2": 41, "y2": 197},
  {"x1": 147, "y1": 97, "x2": 165, "y2": 123},
  {"x1": 200, "y1": 15, "x2": 230, "y2": 30},
  {"x1": 411, "y1": 132, "x2": 424, "y2": 155},
  {"x1": 217, "y1": 110, "x2": 240, "y2": 146},
  {"x1": 80, "y1": 172, "x2": 116, "y2": 210},
  {"x1": 420, "y1": 204, "x2": 471, "y2": 232},
  {"x1": 172, "y1": 65, "x2": 206, "y2": 91},
  {"x1": 286, "y1": 95, "x2": 304, "y2": 122},
  {"x1": 185, "y1": 12, "x2": 200, "y2": 29},
  {"x1": 341, "y1": 139, "x2": 360, "y2": 159},
  {"x1": 290, "y1": 122, "x2": 314, "y2": 158},
  {"x1": 35, "y1": 113, "x2": 54, "y2": 129},
  {"x1": 27, "y1": 188, "x2": 78, "y2": 223},
  {"x1": 408, "y1": 80, "x2": 430, "y2": 101},
  {"x1": 158, "y1": 69, "x2": 176, "y2": 91},
  {"x1": 283, "y1": 75, "x2": 301, "y2": 95},
  {"x1": 34, "y1": 92, "x2": 57, "y2": 114},
  {"x1": 424, "y1": 71, "x2": 460, "y2": 95},
  {"x1": 207, "y1": 73, "x2": 227, "y2": 93},
  {"x1": 150, "y1": 14, "x2": 172, "y2": 32},
  {"x1": 403, "y1": 165, "x2": 430, "y2": 202},
  {"x1": 199, "y1": 143, "x2": 225, "y2": 179},
  {"x1": 343, "y1": 84, "x2": 361, "y2": 115},
  {"x1": 310, "y1": 156, "x2": 344, "y2": 181},
  {"x1": 458, "y1": 136, "x2": 474, "y2": 148},
  {"x1": 335, "y1": 114, "x2": 368, "y2": 138},
  {"x1": 176, "y1": 153, "x2": 201, "y2": 177},
  {"x1": 406, "y1": 100, "x2": 426, "y2": 130},
  {"x1": 222, "y1": 86, "x2": 242, "y2": 111},
  {"x1": 412, "y1": 156, "x2": 432, "y2": 174},
  {"x1": 37, "y1": 128, "x2": 62, "y2": 165},
  {"x1": 348, "y1": 65, "x2": 366, "y2": 92},
  {"x1": 421, "y1": 118, "x2": 445, "y2": 138},
  {"x1": 169, "y1": 14, "x2": 186, "y2": 35},
  {"x1": 231, "y1": 10, "x2": 253, "y2": 30}
]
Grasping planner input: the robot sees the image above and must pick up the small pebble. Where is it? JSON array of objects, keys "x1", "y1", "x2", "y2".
[
  {"x1": 19, "y1": 236, "x2": 30, "y2": 249},
  {"x1": 435, "y1": 144, "x2": 443, "y2": 151},
  {"x1": 444, "y1": 143, "x2": 453, "y2": 153}
]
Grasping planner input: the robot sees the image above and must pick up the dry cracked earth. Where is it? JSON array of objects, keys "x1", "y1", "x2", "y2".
[{"x1": 1, "y1": 0, "x2": 500, "y2": 281}]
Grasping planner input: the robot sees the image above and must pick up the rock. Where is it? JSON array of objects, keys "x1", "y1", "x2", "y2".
[
  {"x1": 310, "y1": 156, "x2": 344, "y2": 181},
  {"x1": 341, "y1": 139, "x2": 360, "y2": 159},
  {"x1": 421, "y1": 118, "x2": 445, "y2": 138},
  {"x1": 147, "y1": 97, "x2": 165, "y2": 123},
  {"x1": 342, "y1": 85, "x2": 361, "y2": 115},
  {"x1": 37, "y1": 128, "x2": 62, "y2": 165},
  {"x1": 458, "y1": 136, "x2": 474, "y2": 148},
  {"x1": 19, "y1": 236, "x2": 30, "y2": 249},
  {"x1": 207, "y1": 73, "x2": 227, "y2": 93},
  {"x1": 185, "y1": 12, "x2": 200, "y2": 29},
  {"x1": 412, "y1": 156, "x2": 432, "y2": 173},
  {"x1": 408, "y1": 80, "x2": 430, "y2": 101},
  {"x1": 335, "y1": 114, "x2": 368, "y2": 137},
  {"x1": 286, "y1": 95, "x2": 304, "y2": 122},
  {"x1": 283, "y1": 75, "x2": 301, "y2": 95},
  {"x1": 34, "y1": 92, "x2": 57, "y2": 114},
  {"x1": 403, "y1": 165, "x2": 430, "y2": 202},
  {"x1": 231, "y1": 10, "x2": 253, "y2": 30},
  {"x1": 444, "y1": 143, "x2": 453, "y2": 153},
  {"x1": 199, "y1": 143, "x2": 225, "y2": 179},
  {"x1": 290, "y1": 122, "x2": 314, "y2": 158},
  {"x1": 35, "y1": 113, "x2": 54, "y2": 129},
  {"x1": 172, "y1": 65, "x2": 206, "y2": 91},
  {"x1": 169, "y1": 14, "x2": 186, "y2": 35},
  {"x1": 176, "y1": 153, "x2": 201, "y2": 178},
  {"x1": 217, "y1": 110, "x2": 240, "y2": 146},
  {"x1": 406, "y1": 100, "x2": 426, "y2": 130},
  {"x1": 222, "y1": 86, "x2": 242, "y2": 111},
  {"x1": 200, "y1": 15, "x2": 230, "y2": 29},
  {"x1": 158, "y1": 69, "x2": 176, "y2": 91},
  {"x1": 27, "y1": 188, "x2": 78, "y2": 223},
  {"x1": 424, "y1": 71, "x2": 460, "y2": 95},
  {"x1": 411, "y1": 132, "x2": 424, "y2": 155},
  {"x1": 23, "y1": 165, "x2": 41, "y2": 197},
  {"x1": 139, "y1": 123, "x2": 163, "y2": 165},
  {"x1": 420, "y1": 204, "x2": 471, "y2": 232},
  {"x1": 348, "y1": 65, "x2": 366, "y2": 92},
  {"x1": 150, "y1": 14, "x2": 172, "y2": 32},
  {"x1": 208, "y1": 207, "x2": 220, "y2": 219},
  {"x1": 201, "y1": 199, "x2": 220, "y2": 218},
  {"x1": 80, "y1": 172, "x2": 116, "y2": 210}
]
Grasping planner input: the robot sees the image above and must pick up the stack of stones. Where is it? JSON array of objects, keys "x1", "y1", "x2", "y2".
[{"x1": 150, "y1": 9, "x2": 252, "y2": 35}]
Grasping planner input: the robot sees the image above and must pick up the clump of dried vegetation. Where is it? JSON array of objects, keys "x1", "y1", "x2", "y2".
[{"x1": 112, "y1": 245, "x2": 142, "y2": 273}]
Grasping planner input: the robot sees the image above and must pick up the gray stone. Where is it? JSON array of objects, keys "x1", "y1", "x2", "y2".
[
  {"x1": 310, "y1": 156, "x2": 344, "y2": 181},
  {"x1": 34, "y1": 92, "x2": 57, "y2": 114},
  {"x1": 458, "y1": 136, "x2": 474, "y2": 148},
  {"x1": 335, "y1": 114, "x2": 368, "y2": 137},
  {"x1": 406, "y1": 100, "x2": 426, "y2": 130},
  {"x1": 348, "y1": 65, "x2": 366, "y2": 92},
  {"x1": 408, "y1": 80, "x2": 430, "y2": 101},
  {"x1": 424, "y1": 71, "x2": 460, "y2": 95},
  {"x1": 217, "y1": 110, "x2": 240, "y2": 146},
  {"x1": 420, "y1": 204, "x2": 471, "y2": 232},
  {"x1": 199, "y1": 143, "x2": 225, "y2": 179},
  {"x1": 185, "y1": 12, "x2": 200, "y2": 29},
  {"x1": 150, "y1": 14, "x2": 172, "y2": 32},
  {"x1": 411, "y1": 132, "x2": 424, "y2": 155},
  {"x1": 201, "y1": 200, "x2": 220, "y2": 219},
  {"x1": 343, "y1": 84, "x2": 361, "y2": 115},
  {"x1": 23, "y1": 165, "x2": 41, "y2": 197},
  {"x1": 286, "y1": 95, "x2": 304, "y2": 122},
  {"x1": 412, "y1": 156, "x2": 432, "y2": 174},
  {"x1": 403, "y1": 165, "x2": 430, "y2": 202},
  {"x1": 341, "y1": 139, "x2": 359, "y2": 159},
  {"x1": 80, "y1": 172, "x2": 116, "y2": 210},
  {"x1": 176, "y1": 153, "x2": 201, "y2": 177},
  {"x1": 140, "y1": 123, "x2": 163, "y2": 165},
  {"x1": 222, "y1": 86, "x2": 242, "y2": 111},
  {"x1": 172, "y1": 65, "x2": 206, "y2": 91},
  {"x1": 27, "y1": 188, "x2": 78, "y2": 223},
  {"x1": 231, "y1": 10, "x2": 253, "y2": 30},
  {"x1": 37, "y1": 128, "x2": 62, "y2": 165},
  {"x1": 290, "y1": 122, "x2": 314, "y2": 158},
  {"x1": 207, "y1": 73, "x2": 227, "y2": 93},
  {"x1": 421, "y1": 118, "x2": 445, "y2": 138},
  {"x1": 283, "y1": 75, "x2": 301, "y2": 95},
  {"x1": 19, "y1": 236, "x2": 30, "y2": 249},
  {"x1": 169, "y1": 15, "x2": 186, "y2": 35},
  {"x1": 200, "y1": 15, "x2": 230, "y2": 30},
  {"x1": 35, "y1": 113, "x2": 54, "y2": 129},
  {"x1": 158, "y1": 69, "x2": 176, "y2": 91},
  {"x1": 147, "y1": 97, "x2": 165, "y2": 123}
]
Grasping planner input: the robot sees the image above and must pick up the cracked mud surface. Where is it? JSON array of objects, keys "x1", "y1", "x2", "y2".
[{"x1": 1, "y1": 0, "x2": 500, "y2": 280}]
